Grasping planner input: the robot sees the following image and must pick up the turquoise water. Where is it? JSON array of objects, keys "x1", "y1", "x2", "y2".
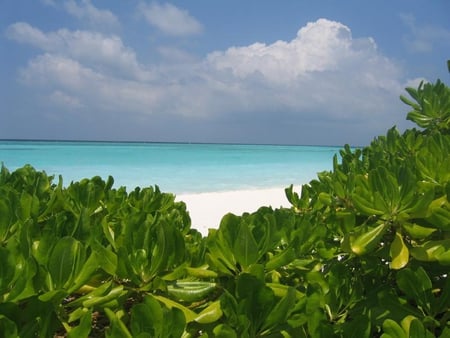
[{"x1": 0, "y1": 140, "x2": 340, "y2": 194}]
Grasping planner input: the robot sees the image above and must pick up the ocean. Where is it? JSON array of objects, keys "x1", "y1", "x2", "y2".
[{"x1": 0, "y1": 140, "x2": 340, "y2": 194}]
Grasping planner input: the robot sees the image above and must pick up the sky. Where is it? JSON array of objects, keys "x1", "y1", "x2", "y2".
[{"x1": 1, "y1": 1, "x2": 449, "y2": 146}]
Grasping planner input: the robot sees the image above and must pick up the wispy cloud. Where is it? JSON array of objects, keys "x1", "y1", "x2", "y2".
[
  {"x1": 64, "y1": 0, "x2": 120, "y2": 29},
  {"x1": 138, "y1": 2, "x2": 203, "y2": 36},
  {"x1": 400, "y1": 13, "x2": 450, "y2": 53}
]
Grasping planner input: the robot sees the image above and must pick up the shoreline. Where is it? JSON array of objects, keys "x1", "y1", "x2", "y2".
[{"x1": 176, "y1": 186, "x2": 300, "y2": 236}]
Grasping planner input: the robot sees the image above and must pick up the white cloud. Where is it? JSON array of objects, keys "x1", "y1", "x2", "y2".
[
  {"x1": 139, "y1": 2, "x2": 203, "y2": 36},
  {"x1": 6, "y1": 22, "x2": 152, "y2": 81},
  {"x1": 64, "y1": 0, "x2": 120, "y2": 29},
  {"x1": 205, "y1": 19, "x2": 403, "y2": 119},
  {"x1": 9, "y1": 18, "x2": 408, "y2": 142},
  {"x1": 19, "y1": 54, "x2": 163, "y2": 115}
]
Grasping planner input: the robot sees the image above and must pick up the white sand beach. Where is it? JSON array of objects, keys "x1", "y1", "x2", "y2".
[{"x1": 176, "y1": 187, "x2": 298, "y2": 236}]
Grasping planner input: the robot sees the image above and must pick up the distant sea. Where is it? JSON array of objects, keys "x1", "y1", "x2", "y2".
[{"x1": 0, "y1": 140, "x2": 340, "y2": 194}]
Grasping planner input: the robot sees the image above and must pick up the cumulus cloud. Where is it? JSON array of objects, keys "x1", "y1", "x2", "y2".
[
  {"x1": 7, "y1": 18, "x2": 408, "y2": 143},
  {"x1": 6, "y1": 22, "x2": 151, "y2": 81},
  {"x1": 64, "y1": 0, "x2": 120, "y2": 29},
  {"x1": 205, "y1": 19, "x2": 403, "y2": 120},
  {"x1": 139, "y1": 2, "x2": 203, "y2": 36},
  {"x1": 19, "y1": 53, "x2": 163, "y2": 115}
]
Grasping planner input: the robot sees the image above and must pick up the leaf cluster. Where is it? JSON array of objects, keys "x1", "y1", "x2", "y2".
[{"x1": 0, "y1": 79, "x2": 450, "y2": 337}]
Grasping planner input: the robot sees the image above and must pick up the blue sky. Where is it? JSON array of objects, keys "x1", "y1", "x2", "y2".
[{"x1": 1, "y1": 1, "x2": 449, "y2": 146}]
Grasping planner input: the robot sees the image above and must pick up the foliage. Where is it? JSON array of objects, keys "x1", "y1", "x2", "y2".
[{"x1": 0, "y1": 79, "x2": 449, "y2": 337}]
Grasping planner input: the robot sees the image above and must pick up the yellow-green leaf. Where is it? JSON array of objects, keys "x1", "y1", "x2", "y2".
[{"x1": 390, "y1": 232, "x2": 409, "y2": 269}]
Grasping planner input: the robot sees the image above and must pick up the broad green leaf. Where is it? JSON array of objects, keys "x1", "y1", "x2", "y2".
[
  {"x1": 233, "y1": 221, "x2": 259, "y2": 269},
  {"x1": 266, "y1": 283, "x2": 304, "y2": 300},
  {"x1": 0, "y1": 315, "x2": 18, "y2": 337},
  {"x1": 0, "y1": 247, "x2": 16, "y2": 293},
  {"x1": 342, "y1": 314, "x2": 371, "y2": 338},
  {"x1": 105, "y1": 308, "x2": 132, "y2": 338},
  {"x1": 205, "y1": 232, "x2": 236, "y2": 276},
  {"x1": 381, "y1": 319, "x2": 407, "y2": 338},
  {"x1": 47, "y1": 236, "x2": 85, "y2": 290},
  {"x1": 396, "y1": 267, "x2": 433, "y2": 314},
  {"x1": 194, "y1": 300, "x2": 223, "y2": 324},
  {"x1": 235, "y1": 273, "x2": 275, "y2": 332},
  {"x1": 91, "y1": 240, "x2": 117, "y2": 277},
  {"x1": 351, "y1": 193, "x2": 385, "y2": 216},
  {"x1": 38, "y1": 289, "x2": 67, "y2": 303},
  {"x1": 184, "y1": 266, "x2": 218, "y2": 279},
  {"x1": 213, "y1": 324, "x2": 238, "y2": 338},
  {"x1": 265, "y1": 247, "x2": 296, "y2": 271},
  {"x1": 402, "y1": 222, "x2": 436, "y2": 240},
  {"x1": 261, "y1": 286, "x2": 295, "y2": 333},
  {"x1": 167, "y1": 281, "x2": 216, "y2": 302},
  {"x1": 410, "y1": 239, "x2": 450, "y2": 264},
  {"x1": 402, "y1": 316, "x2": 435, "y2": 338},
  {"x1": 67, "y1": 308, "x2": 92, "y2": 338},
  {"x1": 6, "y1": 257, "x2": 37, "y2": 302},
  {"x1": 0, "y1": 199, "x2": 12, "y2": 242},
  {"x1": 67, "y1": 280, "x2": 113, "y2": 308},
  {"x1": 69, "y1": 252, "x2": 101, "y2": 294},
  {"x1": 82, "y1": 285, "x2": 125, "y2": 308},
  {"x1": 350, "y1": 222, "x2": 388, "y2": 255},
  {"x1": 131, "y1": 303, "x2": 159, "y2": 336},
  {"x1": 152, "y1": 294, "x2": 197, "y2": 323},
  {"x1": 390, "y1": 232, "x2": 409, "y2": 269},
  {"x1": 16, "y1": 191, "x2": 33, "y2": 221},
  {"x1": 426, "y1": 204, "x2": 450, "y2": 230}
]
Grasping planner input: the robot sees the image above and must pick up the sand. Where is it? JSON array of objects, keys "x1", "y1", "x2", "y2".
[{"x1": 176, "y1": 186, "x2": 299, "y2": 236}]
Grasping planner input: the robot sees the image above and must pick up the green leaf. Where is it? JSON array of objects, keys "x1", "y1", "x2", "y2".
[
  {"x1": 131, "y1": 303, "x2": 159, "y2": 336},
  {"x1": 342, "y1": 314, "x2": 371, "y2": 338},
  {"x1": 213, "y1": 324, "x2": 237, "y2": 338},
  {"x1": 351, "y1": 193, "x2": 385, "y2": 216},
  {"x1": 47, "y1": 236, "x2": 85, "y2": 290},
  {"x1": 0, "y1": 198, "x2": 12, "y2": 242},
  {"x1": 402, "y1": 222, "x2": 436, "y2": 240},
  {"x1": 265, "y1": 247, "x2": 296, "y2": 271},
  {"x1": 426, "y1": 204, "x2": 450, "y2": 230},
  {"x1": 105, "y1": 308, "x2": 132, "y2": 338},
  {"x1": 205, "y1": 231, "x2": 237, "y2": 276},
  {"x1": 349, "y1": 222, "x2": 388, "y2": 255},
  {"x1": 67, "y1": 308, "x2": 92, "y2": 338},
  {"x1": 82, "y1": 285, "x2": 126, "y2": 308},
  {"x1": 91, "y1": 240, "x2": 117, "y2": 277},
  {"x1": 390, "y1": 232, "x2": 409, "y2": 269},
  {"x1": 233, "y1": 222, "x2": 259, "y2": 269},
  {"x1": 152, "y1": 294, "x2": 197, "y2": 323},
  {"x1": 0, "y1": 247, "x2": 16, "y2": 293},
  {"x1": 167, "y1": 281, "x2": 216, "y2": 303},
  {"x1": 381, "y1": 319, "x2": 407, "y2": 338},
  {"x1": 410, "y1": 239, "x2": 450, "y2": 264},
  {"x1": 402, "y1": 316, "x2": 435, "y2": 338},
  {"x1": 0, "y1": 315, "x2": 18, "y2": 337},
  {"x1": 261, "y1": 286, "x2": 295, "y2": 333},
  {"x1": 396, "y1": 267, "x2": 433, "y2": 314},
  {"x1": 69, "y1": 252, "x2": 100, "y2": 294},
  {"x1": 6, "y1": 257, "x2": 37, "y2": 302},
  {"x1": 194, "y1": 300, "x2": 223, "y2": 324}
]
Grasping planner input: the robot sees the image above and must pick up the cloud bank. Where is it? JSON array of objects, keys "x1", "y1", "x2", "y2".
[{"x1": 6, "y1": 10, "x2": 412, "y2": 144}]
